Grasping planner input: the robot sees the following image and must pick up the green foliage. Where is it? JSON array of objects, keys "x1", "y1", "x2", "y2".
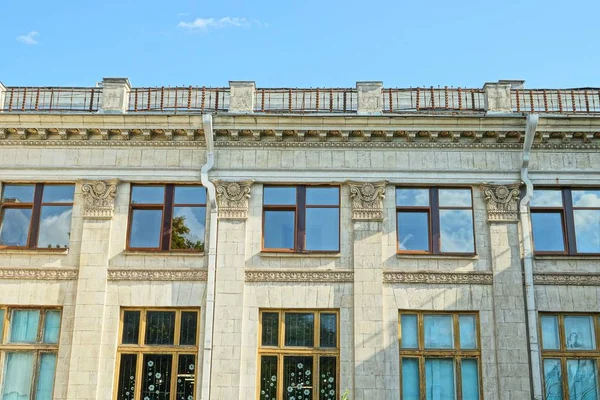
[
  {"x1": 170, "y1": 215, "x2": 204, "y2": 251},
  {"x1": 341, "y1": 389, "x2": 350, "y2": 400}
]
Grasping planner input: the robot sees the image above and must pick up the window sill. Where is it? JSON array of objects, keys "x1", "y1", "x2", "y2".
[
  {"x1": 122, "y1": 251, "x2": 205, "y2": 257},
  {"x1": 0, "y1": 249, "x2": 69, "y2": 255},
  {"x1": 260, "y1": 252, "x2": 341, "y2": 258},
  {"x1": 535, "y1": 255, "x2": 600, "y2": 261},
  {"x1": 396, "y1": 254, "x2": 478, "y2": 260}
]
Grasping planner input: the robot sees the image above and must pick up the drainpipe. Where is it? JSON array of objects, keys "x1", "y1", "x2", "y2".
[
  {"x1": 200, "y1": 114, "x2": 217, "y2": 400},
  {"x1": 520, "y1": 113, "x2": 543, "y2": 400}
]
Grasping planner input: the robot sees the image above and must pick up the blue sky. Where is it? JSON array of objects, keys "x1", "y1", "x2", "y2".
[{"x1": 1, "y1": 0, "x2": 599, "y2": 88}]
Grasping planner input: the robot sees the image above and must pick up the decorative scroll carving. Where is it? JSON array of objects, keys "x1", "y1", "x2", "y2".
[
  {"x1": 213, "y1": 180, "x2": 253, "y2": 220},
  {"x1": 482, "y1": 183, "x2": 521, "y2": 222},
  {"x1": 108, "y1": 269, "x2": 208, "y2": 281},
  {"x1": 81, "y1": 180, "x2": 118, "y2": 219},
  {"x1": 348, "y1": 181, "x2": 387, "y2": 221},
  {"x1": 383, "y1": 271, "x2": 493, "y2": 285},
  {"x1": 0, "y1": 268, "x2": 78, "y2": 280},
  {"x1": 245, "y1": 270, "x2": 353, "y2": 283},
  {"x1": 534, "y1": 273, "x2": 600, "y2": 286}
]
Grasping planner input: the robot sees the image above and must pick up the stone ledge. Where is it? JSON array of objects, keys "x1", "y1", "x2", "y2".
[
  {"x1": 396, "y1": 254, "x2": 479, "y2": 260},
  {"x1": 0, "y1": 268, "x2": 77, "y2": 280},
  {"x1": 383, "y1": 270, "x2": 492, "y2": 285},
  {"x1": 245, "y1": 269, "x2": 353, "y2": 283},
  {"x1": 0, "y1": 249, "x2": 69, "y2": 255},
  {"x1": 534, "y1": 255, "x2": 600, "y2": 261},
  {"x1": 121, "y1": 251, "x2": 204, "y2": 257},
  {"x1": 533, "y1": 273, "x2": 600, "y2": 286},
  {"x1": 107, "y1": 268, "x2": 207, "y2": 281},
  {"x1": 259, "y1": 252, "x2": 341, "y2": 258}
]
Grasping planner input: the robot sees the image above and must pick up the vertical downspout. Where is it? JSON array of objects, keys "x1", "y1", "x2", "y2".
[
  {"x1": 520, "y1": 113, "x2": 543, "y2": 400},
  {"x1": 200, "y1": 114, "x2": 217, "y2": 400}
]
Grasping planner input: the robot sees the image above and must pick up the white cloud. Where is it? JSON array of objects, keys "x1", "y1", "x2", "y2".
[
  {"x1": 177, "y1": 17, "x2": 251, "y2": 30},
  {"x1": 17, "y1": 31, "x2": 39, "y2": 45}
]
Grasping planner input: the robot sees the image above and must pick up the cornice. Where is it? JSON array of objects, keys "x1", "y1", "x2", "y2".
[
  {"x1": 107, "y1": 268, "x2": 208, "y2": 281},
  {"x1": 383, "y1": 271, "x2": 493, "y2": 285},
  {"x1": 245, "y1": 269, "x2": 354, "y2": 283},
  {"x1": 533, "y1": 273, "x2": 600, "y2": 286},
  {"x1": 0, "y1": 268, "x2": 78, "y2": 280}
]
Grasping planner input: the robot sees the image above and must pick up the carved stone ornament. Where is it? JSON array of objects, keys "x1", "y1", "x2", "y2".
[
  {"x1": 0, "y1": 268, "x2": 78, "y2": 280},
  {"x1": 534, "y1": 273, "x2": 600, "y2": 286},
  {"x1": 383, "y1": 271, "x2": 493, "y2": 285},
  {"x1": 348, "y1": 181, "x2": 387, "y2": 221},
  {"x1": 81, "y1": 180, "x2": 118, "y2": 219},
  {"x1": 108, "y1": 268, "x2": 208, "y2": 281},
  {"x1": 245, "y1": 269, "x2": 353, "y2": 283},
  {"x1": 214, "y1": 180, "x2": 253, "y2": 220},
  {"x1": 482, "y1": 183, "x2": 521, "y2": 222}
]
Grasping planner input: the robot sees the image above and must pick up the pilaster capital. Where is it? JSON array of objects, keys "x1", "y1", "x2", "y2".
[
  {"x1": 347, "y1": 180, "x2": 387, "y2": 221},
  {"x1": 482, "y1": 183, "x2": 521, "y2": 222},
  {"x1": 213, "y1": 179, "x2": 254, "y2": 220},
  {"x1": 80, "y1": 179, "x2": 118, "y2": 219}
]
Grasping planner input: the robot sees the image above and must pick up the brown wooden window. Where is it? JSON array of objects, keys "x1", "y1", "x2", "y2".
[
  {"x1": 128, "y1": 185, "x2": 206, "y2": 252},
  {"x1": 115, "y1": 308, "x2": 200, "y2": 400},
  {"x1": 540, "y1": 313, "x2": 600, "y2": 399},
  {"x1": 531, "y1": 188, "x2": 600, "y2": 255},
  {"x1": 399, "y1": 311, "x2": 481, "y2": 399},
  {"x1": 396, "y1": 187, "x2": 475, "y2": 254},
  {"x1": 262, "y1": 186, "x2": 340, "y2": 253},
  {"x1": 258, "y1": 310, "x2": 339, "y2": 400},
  {"x1": 0, "y1": 183, "x2": 74, "y2": 250}
]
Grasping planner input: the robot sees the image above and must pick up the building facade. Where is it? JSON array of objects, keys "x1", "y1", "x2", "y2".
[{"x1": 0, "y1": 79, "x2": 599, "y2": 400}]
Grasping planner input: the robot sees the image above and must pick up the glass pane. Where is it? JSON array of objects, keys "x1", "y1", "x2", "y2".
[
  {"x1": 43, "y1": 310, "x2": 61, "y2": 344},
  {"x1": 461, "y1": 359, "x2": 479, "y2": 400},
  {"x1": 425, "y1": 358, "x2": 456, "y2": 400},
  {"x1": 459, "y1": 315, "x2": 477, "y2": 349},
  {"x1": 401, "y1": 314, "x2": 418, "y2": 349},
  {"x1": 10, "y1": 309, "x2": 40, "y2": 343},
  {"x1": 264, "y1": 211, "x2": 295, "y2": 249},
  {"x1": 531, "y1": 190, "x2": 563, "y2": 207},
  {"x1": 531, "y1": 213, "x2": 565, "y2": 252},
  {"x1": 398, "y1": 212, "x2": 429, "y2": 251},
  {"x1": 573, "y1": 190, "x2": 600, "y2": 207},
  {"x1": 285, "y1": 313, "x2": 314, "y2": 347},
  {"x1": 171, "y1": 207, "x2": 205, "y2": 251},
  {"x1": 37, "y1": 206, "x2": 72, "y2": 249},
  {"x1": 2, "y1": 352, "x2": 34, "y2": 400},
  {"x1": 259, "y1": 356, "x2": 278, "y2": 400},
  {"x1": 574, "y1": 210, "x2": 600, "y2": 253},
  {"x1": 424, "y1": 315, "x2": 454, "y2": 349},
  {"x1": 2, "y1": 184, "x2": 34, "y2": 203},
  {"x1": 174, "y1": 185, "x2": 206, "y2": 205},
  {"x1": 440, "y1": 210, "x2": 475, "y2": 253},
  {"x1": 262, "y1": 312, "x2": 279, "y2": 347},
  {"x1": 305, "y1": 208, "x2": 339, "y2": 251},
  {"x1": 544, "y1": 359, "x2": 563, "y2": 400},
  {"x1": 306, "y1": 187, "x2": 339, "y2": 205},
  {"x1": 0, "y1": 309, "x2": 4, "y2": 341},
  {"x1": 132, "y1": 186, "x2": 165, "y2": 204},
  {"x1": 320, "y1": 314, "x2": 337, "y2": 348},
  {"x1": 116, "y1": 354, "x2": 137, "y2": 400},
  {"x1": 439, "y1": 189, "x2": 472, "y2": 207},
  {"x1": 264, "y1": 187, "x2": 296, "y2": 205},
  {"x1": 567, "y1": 359, "x2": 598, "y2": 400},
  {"x1": 122, "y1": 311, "x2": 140, "y2": 345},
  {"x1": 541, "y1": 315, "x2": 560, "y2": 350},
  {"x1": 396, "y1": 188, "x2": 430, "y2": 206},
  {"x1": 402, "y1": 358, "x2": 420, "y2": 400},
  {"x1": 179, "y1": 311, "x2": 198, "y2": 346},
  {"x1": 42, "y1": 185, "x2": 74, "y2": 203},
  {"x1": 129, "y1": 209, "x2": 162, "y2": 248},
  {"x1": 0, "y1": 208, "x2": 32, "y2": 247},
  {"x1": 176, "y1": 354, "x2": 195, "y2": 400},
  {"x1": 319, "y1": 356, "x2": 336, "y2": 400},
  {"x1": 564, "y1": 316, "x2": 596, "y2": 350},
  {"x1": 283, "y1": 356, "x2": 313, "y2": 400},
  {"x1": 35, "y1": 353, "x2": 57, "y2": 400},
  {"x1": 141, "y1": 354, "x2": 173, "y2": 400},
  {"x1": 145, "y1": 311, "x2": 176, "y2": 345}
]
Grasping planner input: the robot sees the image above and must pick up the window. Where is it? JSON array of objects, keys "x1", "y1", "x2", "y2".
[
  {"x1": 258, "y1": 310, "x2": 339, "y2": 400},
  {"x1": 399, "y1": 311, "x2": 481, "y2": 399},
  {"x1": 531, "y1": 188, "x2": 600, "y2": 254},
  {"x1": 540, "y1": 313, "x2": 600, "y2": 399},
  {"x1": 115, "y1": 308, "x2": 199, "y2": 400},
  {"x1": 396, "y1": 188, "x2": 475, "y2": 254},
  {"x1": 0, "y1": 183, "x2": 74, "y2": 249},
  {"x1": 262, "y1": 186, "x2": 340, "y2": 253},
  {"x1": 128, "y1": 185, "x2": 206, "y2": 251},
  {"x1": 0, "y1": 307, "x2": 61, "y2": 400}
]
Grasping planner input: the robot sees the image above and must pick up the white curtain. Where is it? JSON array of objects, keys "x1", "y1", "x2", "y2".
[
  {"x1": 425, "y1": 359, "x2": 455, "y2": 400},
  {"x1": 2, "y1": 352, "x2": 34, "y2": 400},
  {"x1": 10, "y1": 310, "x2": 39, "y2": 343},
  {"x1": 35, "y1": 353, "x2": 57, "y2": 400}
]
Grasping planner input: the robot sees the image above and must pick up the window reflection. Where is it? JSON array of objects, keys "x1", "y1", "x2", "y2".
[
  {"x1": 531, "y1": 213, "x2": 565, "y2": 252},
  {"x1": 440, "y1": 210, "x2": 474, "y2": 253},
  {"x1": 264, "y1": 211, "x2": 295, "y2": 250},
  {"x1": 439, "y1": 189, "x2": 472, "y2": 207},
  {"x1": 574, "y1": 210, "x2": 600, "y2": 253},
  {"x1": 37, "y1": 206, "x2": 72, "y2": 248},
  {"x1": 264, "y1": 187, "x2": 296, "y2": 205},
  {"x1": 0, "y1": 208, "x2": 32, "y2": 247},
  {"x1": 531, "y1": 190, "x2": 563, "y2": 207},
  {"x1": 396, "y1": 188, "x2": 430, "y2": 207},
  {"x1": 305, "y1": 208, "x2": 339, "y2": 251},
  {"x1": 42, "y1": 185, "x2": 74, "y2": 203},
  {"x1": 2, "y1": 185, "x2": 34, "y2": 203},
  {"x1": 397, "y1": 212, "x2": 429, "y2": 251},
  {"x1": 130, "y1": 209, "x2": 162, "y2": 248},
  {"x1": 131, "y1": 186, "x2": 165, "y2": 204},
  {"x1": 171, "y1": 207, "x2": 205, "y2": 251}
]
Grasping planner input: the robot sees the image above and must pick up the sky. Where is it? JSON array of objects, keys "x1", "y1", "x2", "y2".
[{"x1": 1, "y1": 0, "x2": 599, "y2": 88}]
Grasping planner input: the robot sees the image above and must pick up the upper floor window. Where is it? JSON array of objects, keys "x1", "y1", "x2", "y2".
[
  {"x1": 0, "y1": 183, "x2": 74, "y2": 250},
  {"x1": 262, "y1": 186, "x2": 340, "y2": 253},
  {"x1": 128, "y1": 185, "x2": 206, "y2": 252},
  {"x1": 531, "y1": 188, "x2": 600, "y2": 254},
  {"x1": 396, "y1": 188, "x2": 475, "y2": 255}
]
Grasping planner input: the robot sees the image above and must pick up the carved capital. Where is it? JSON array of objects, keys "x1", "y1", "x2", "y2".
[
  {"x1": 213, "y1": 180, "x2": 253, "y2": 220},
  {"x1": 482, "y1": 183, "x2": 521, "y2": 222},
  {"x1": 347, "y1": 181, "x2": 387, "y2": 221},
  {"x1": 81, "y1": 180, "x2": 118, "y2": 219}
]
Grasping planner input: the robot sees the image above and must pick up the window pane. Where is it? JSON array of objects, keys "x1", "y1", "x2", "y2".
[
  {"x1": 145, "y1": 311, "x2": 176, "y2": 345},
  {"x1": 305, "y1": 208, "x2": 339, "y2": 251},
  {"x1": 319, "y1": 356, "x2": 336, "y2": 400},
  {"x1": 401, "y1": 314, "x2": 418, "y2": 349},
  {"x1": 176, "y1": 354, "x2": 195, "y2": 400},
  {"x1": 402, "y1": 358, "x2": 420, "y2": 400},
  {"x1": 531, "y1": 190, "x2": 563, "y2": 207},
  {"x1": 425, "y1": 358, "x2": 456, "y2": 400},
  {"x1": 43, "y1": 310, "x2": 61, "y2": 344},
  {"x1": 283, "y1": 356, "x2": 313, "y2": 400},
  {"x1": 564, "y1": 316, "x2": 596, "y2": 350},
  {"x1": 424, "y1": 315, "x2": 454, "y2": 349},
  {"x1": 306, "y1": 187, "x2": 339, "y2": 206},
  {"x1": 129, "y1": 209, "x2": 162, "y2": 248},
  {"x1": 264, "y1": 211, "x2": 295, "y2": 249},
  {"x1": 132, "y1": 186, "x2": 165, "y2": 204},
  {"x1": 141, "y1": 354, "x2": 173, "y2": 400},
  {"x1": 531, "y1": 213, "x2": 565, "y2": 252},
  {"x1": 0, "y1": 208, "x2": 32, "y2": 247},
  {"x1": 459, "y1": 315, "x2": 477, "y2": 349},
  {"x1": 541, "y1": 315, "x2": 560, "y2": 350},
  {"x1": 285, "y1": 313, "x2": 314, "y2": 347},
  {"x1": 122, "y1": 311, "x2": 140, "y2": 345},
  {"x1": 572, "y1": 190, "x2": 600, "y2": 207},
  {"x1": 171, "y1": 207, "x2": 205, "y2": 251},
  {"x1": 2, "y1": 352, "x2": 34, "y2": 400},
  {"x1": 10, "y1": 309, "x2": 40, "y2": 343},
  {"x1": 461, "y1": 359, "x2": 479, "y2": 400},
  {"x1": 567, "y1": 359, "x2": 598, "y2": 400},
  {"x1": 174, "y1": 186, "x2": 206, "y2": 205},
  {"x1": 42, "y1": 185, "x2": 74, "y2": 203},
  {"x1": 439, "y1": 189, "x2": 472, "y2": 207},
  {"x1": 259, "y1": 356, "x2": 278, "y2": 400},
  {"x1": 37, "y1": 206, "x2": 72, "y2": 249},
  {"x1": 574, "y1": 210, "x2": 600, "y2": 253},
  {"x1": 264, "y1": 187, "x2": 296, "y2": 205},
  {"x1": 440, "y1": 210, "x2": 475, "y2": 253},
  {"x1": 35, "y1": 353, "x2": 57, "y2": 400},
  {"x1": 398, "y1": 212, "x2": 429, "y2": 251},
  {"x1": 0, "y1": 309, "x2": 4, "y2": 340},
  {"x1": 396, "y1": 188, "x2": 430, "y2": 206},
  {"x1": 320, "y1": 313, "x2": 337, "y2": 348},
  {"x1": 262, "y1": 312, "x2": 279, "y2": 347},
  {"x1": 116, "y1": 354, "x2": 137, "y2": 400},
  {"x1": 179, "y1": 311, "x2": 198, "y2": 346},
  {"x1": 544, "y1": 359, "x2": 563, "y2": 400},
  {"x1": 2, "y1": 185, "x2": 35, "y2": 203}
]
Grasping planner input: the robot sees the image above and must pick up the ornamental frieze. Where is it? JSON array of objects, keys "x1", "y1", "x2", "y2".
[
  {"x1": 245, "y1": 270, "x2": 354, "y2": 283},
  {"x1": 533, "y1": 273, "x2": 600, "y2": 286},
  {"x1": 107, "y1": 269, "x2": 208, "y2": 281},
  {"x1": 383, "y1": 271, "x2": 493, "y2": 285},
  {"x1": 482, "y1": 183, "x2": 521, "y2": 222},
  {"x1": 0, "y1": 268, "x2": 78, "y2": 280}
]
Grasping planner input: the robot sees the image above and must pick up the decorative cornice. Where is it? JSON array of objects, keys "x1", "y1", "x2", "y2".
[
  {"x1": 245, "y1": 269, "x2": 354, "y2": 283},
  {"x1": 81, "y1": 180, "x2": 118, "y2": 219},
  {"x1": 107, "y1": 269, "x2": 208, "y2": 281},
  {"x1": 534, "y1": 273, "x2": 600, "y2": 286},
  {"x1": 482, "y1": 183, "x2": 521, "y2": 222},
  {"x1": 213, "y1": 179, "x2": 253, "y2": 220},
  {"x1": 0, "y1": 140, "x2": 205, "y2": 147},
  {"x1": 0, "y1": 268, "x2": 78, "y2": 280},
  {"x1": 383, "y1": 271, "x2": 493, "y2": 285},
  {"x1": 348, "y1": 181, "x2": 387, "y2": 221}
]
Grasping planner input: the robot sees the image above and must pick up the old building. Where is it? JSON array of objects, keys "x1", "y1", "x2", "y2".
[{"x1": 0, "y1": 78, "x2": 599, "y2": 400}]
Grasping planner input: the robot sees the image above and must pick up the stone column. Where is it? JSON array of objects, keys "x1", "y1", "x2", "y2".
[
  {"x1": 356, "y1": 82, "x2": 383, "y2": 115},
  {"x1": 483, "y1": 82, "x2": 512, "y2": 114},
  {"x1": 348, "y1": 181, "x2": 387, "y2": 399},
  {"x1": 0, "y1": 82, "x2": 6, "y2": 112},
  {"x1": 483, "y1": 183, "x2": 532, "y2": 399},
  {"x1": 229, "y1": 81, "x2": 255, "y2": 113},
  {"x1": 66, "y1": 180, "x2": 118, "y2": 400},
  {"x1": 100, "y1": 78, "x2": 131, "y2": 113}
]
